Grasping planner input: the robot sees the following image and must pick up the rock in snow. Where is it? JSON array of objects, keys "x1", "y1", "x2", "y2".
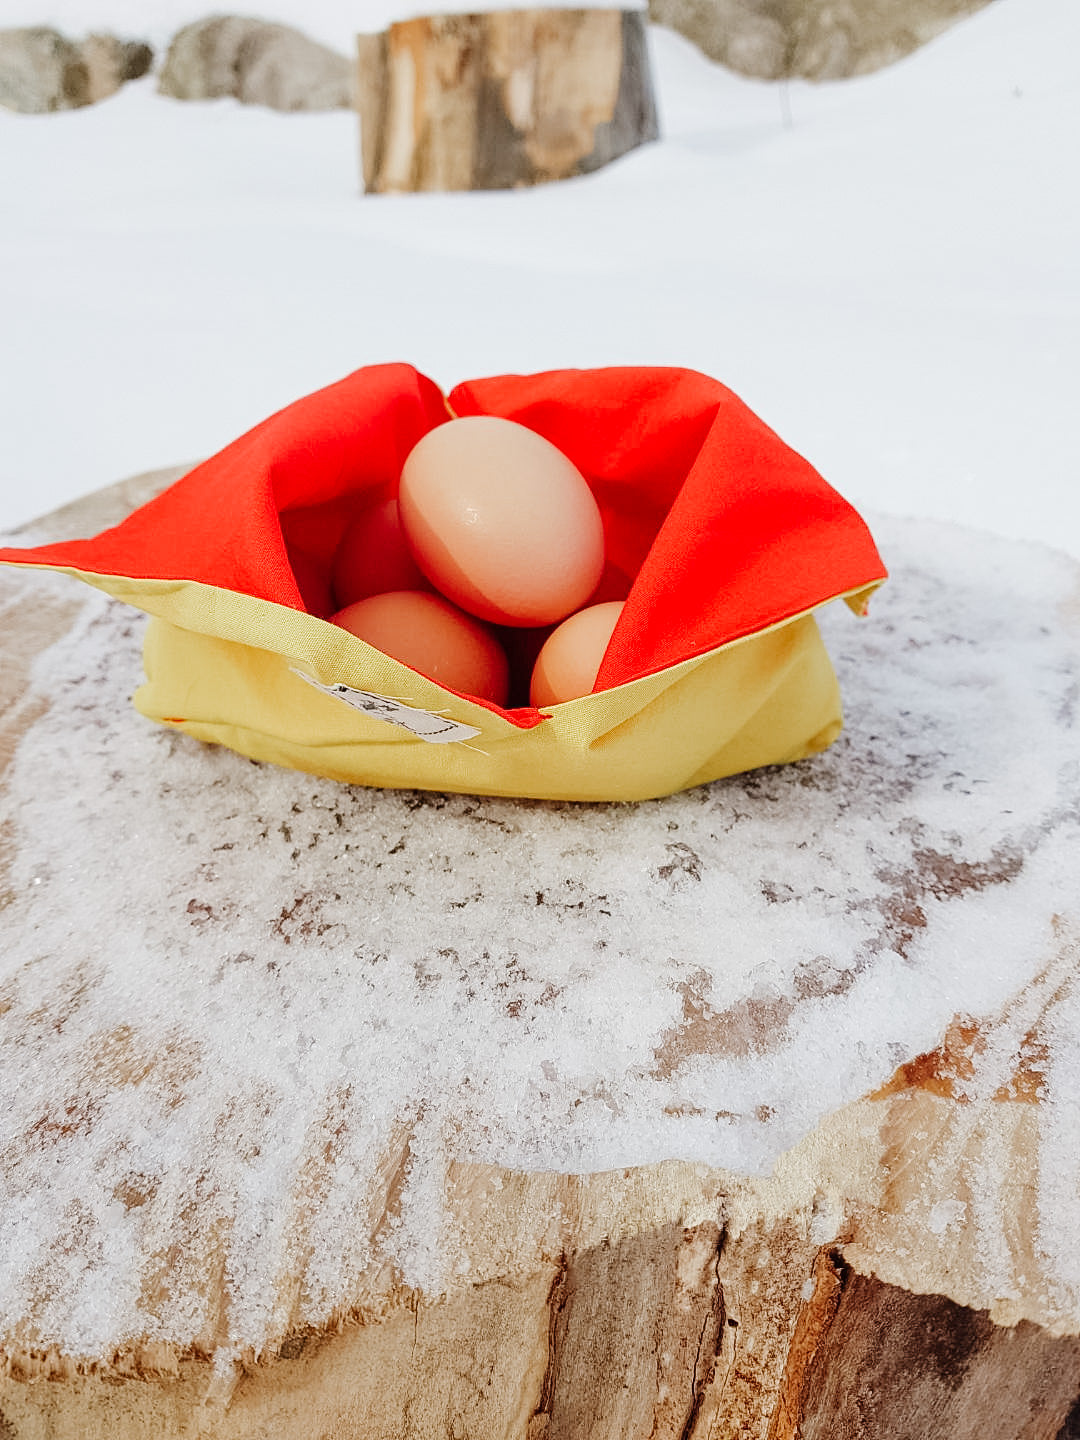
[
  {"x1": 0, "y1": 27, "x2": 152, "y2": 113},
  {"x1": 158, "y1": 16, "x2": 353, "y2": 112},
  {"x1": 647, "y1": 0, "x2": 994, "y2": 80}
]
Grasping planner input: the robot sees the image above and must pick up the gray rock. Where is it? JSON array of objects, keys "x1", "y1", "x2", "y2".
[
  {"x1": 0, "y1": 27, "x2": 152, "y2": 113},
  {"x1": 158, "y1": 16, "x2": 352, "y2": 111},
  {"x1": 649, "y1": 0, "x2": 789, "y2": 79},
  {"x1": 0, "y1": 28, "x2": 84, "y2": 113},
  {"x1": 647, "y1": 0, "x2": 994, "y2": 80}
]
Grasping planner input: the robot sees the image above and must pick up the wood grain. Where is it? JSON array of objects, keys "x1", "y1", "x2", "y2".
[{"x1": 356, "y1": 9, "x2": 658, "y2": 192}]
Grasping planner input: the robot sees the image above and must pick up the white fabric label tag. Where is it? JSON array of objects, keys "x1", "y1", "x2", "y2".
[{"x1": 291, "y1": 669, "x2": 482, "y2": 744}]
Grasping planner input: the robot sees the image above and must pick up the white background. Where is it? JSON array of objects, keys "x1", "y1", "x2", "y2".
[{"x1": 1, "y1": 0, "x2": 1077, "y2": 556}]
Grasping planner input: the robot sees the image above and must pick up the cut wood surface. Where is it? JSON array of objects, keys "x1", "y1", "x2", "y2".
[
  {"x1": 2, "y1": 1201, "x2": 1079, "y2": 1438},
  {"x1": 356, "y1": 9, "x2": 658, "y2": 191},
  {"x1": 1, "y1": 471, "x2": 1079, "y2": 1436}
]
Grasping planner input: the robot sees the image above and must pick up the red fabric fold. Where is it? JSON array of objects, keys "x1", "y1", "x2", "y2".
[
  {"x1": 1, "y1": 364, "x2": 449, "y2": 609},
  {"x1": 448, "y1": 367, "x2": 887, "y2": 687},
  {"x1": 0, "y1": 363, "x2": 887, "y2": 693}
]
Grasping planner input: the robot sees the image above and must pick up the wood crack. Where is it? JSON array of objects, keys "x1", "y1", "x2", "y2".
[
  {"x1": 678, "y1": 1225, "x2": 728, "y2": 1440},
  {"x1": 528, "y1": 1251, "x2": 570, "y2": 1437}
]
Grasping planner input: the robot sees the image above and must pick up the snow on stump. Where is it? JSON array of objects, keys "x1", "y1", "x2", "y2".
[
  {"x1": 1, "y1": 474, "x2": 1080, "y2": 1437},
  {"x1": 356, "y1": 9, "x2": 659, "y2": 192}
]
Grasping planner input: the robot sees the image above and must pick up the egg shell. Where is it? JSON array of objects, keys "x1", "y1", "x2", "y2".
[
  {"x1": 398, "y1": 416, "x2": 605, "y2": 627},
  {"x1": 331, "y1": 590, "x2": 509, "y2": 707},
  {"x1": 530, "y1": 601, "x2": 626, "y2": 708},
  {"x1": 332, "y1": 497, "x2": 429, "y2": 610}
]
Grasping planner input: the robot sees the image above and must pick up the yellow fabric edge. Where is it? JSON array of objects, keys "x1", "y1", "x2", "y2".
[
  {"x1": 139, "y1": 608, "x2": 842, "y2": 800},
  {"x1": 0, "y1": 560, "x2": 879, "y2": 731},
  {"x1": 0, "y1": 561, "x2": 872, "y2": 800}
]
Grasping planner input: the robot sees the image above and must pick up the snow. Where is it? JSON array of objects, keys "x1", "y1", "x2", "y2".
[
  {"x1": 0, "y1": 0, "x2": 644, "y2": 53},
  {"x1": 1, "y1": 511, "x2": 1079, "y2": 1358},
  {"x1": 1, "y1": 0, "x2": 1078, "y2": 556},
  {"x1": 2, "y1": 0, "x2": 1080, "y2": 1364}
]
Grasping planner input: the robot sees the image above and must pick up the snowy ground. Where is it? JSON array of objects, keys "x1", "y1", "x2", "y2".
[{"x1": 1, "y1": 0, "x2": 1077, "y2": 555}]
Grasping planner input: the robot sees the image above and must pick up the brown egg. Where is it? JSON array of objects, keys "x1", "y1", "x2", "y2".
[
  {"x1": 331, "y1": 590, "x2": 509, "y2": 706},
  {"x1": 398, "y1": 416, "x2": 605, "y2": 627},
  {"x1": 332, "y1": 497, "x2": 429, "y2": 610},
  {"x1": 530, "y1": 601, "x2": 625, "y2": 708}
]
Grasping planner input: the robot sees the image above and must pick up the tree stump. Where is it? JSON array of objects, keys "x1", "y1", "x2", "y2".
[
  {"x1": 1, "y1": 473, "x2": 1080, "y2": 1437},
  {"x1": 356, "y1": 9, "x2": 659, "y2": 192}
]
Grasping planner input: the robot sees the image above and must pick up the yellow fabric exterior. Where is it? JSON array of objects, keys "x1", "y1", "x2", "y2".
[{"x1": 11, "y1": 567, "x2": 867, "y2": 801}]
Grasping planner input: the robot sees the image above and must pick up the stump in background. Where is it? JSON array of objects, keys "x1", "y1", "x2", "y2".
[{"x1": 356, "y1": 9, "x2": 658, "y2": 192}]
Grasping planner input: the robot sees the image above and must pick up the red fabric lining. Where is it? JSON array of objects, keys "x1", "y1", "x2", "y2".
[
  {"x1": 0, "y1": 362, "x2": 887, "y2": 701},
  {"x1": 447, "y1": 368, "x2": 887, "y2": 688},
  {"x1": 1, "y1": 365, "x2": 449, "y2": 610}
]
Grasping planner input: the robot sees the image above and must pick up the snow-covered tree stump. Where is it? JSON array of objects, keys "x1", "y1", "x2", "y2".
[
  {"x1": 355, "y1": 9, "x2": 659, "y2": 192},
  {"x1": 1, "y1": 475, "x2": 1079, "y2": 1437}
]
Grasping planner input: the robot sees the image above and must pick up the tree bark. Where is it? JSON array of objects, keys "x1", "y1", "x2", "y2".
[{"x1": 356, "y1": 9, "x2": 659, "y2": 192}]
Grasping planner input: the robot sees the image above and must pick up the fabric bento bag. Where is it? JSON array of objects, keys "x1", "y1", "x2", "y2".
[{"x1": 0, "y1": 364, "x2": 887, "y2": 802}]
